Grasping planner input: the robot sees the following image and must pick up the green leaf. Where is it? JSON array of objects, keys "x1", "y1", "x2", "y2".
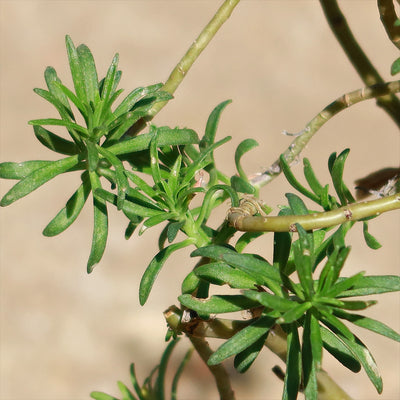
[
  {"x1": 113, "y1": 84, "x2": 163, "y2": 118},
  {"x1": 208, "y1": 315, "x2": 276, "y2": 365},
  {"x1": 51, "y1": 81, "x2": 88, "y2": 120},
  {"x1": 29, "y1": 118, "x2": 89, "y2": 137},
  {"x1": 86, "y1": 140, "x2": 99, "y2": 172},
  {"x1": 302, "y1": 312, "x2": 318, "y2": 400},
  {"x1": 293, "y1": 223, "x2": 313, "y2": 297},
  {"x1": 33, "y1": 125, "x2": 79, "y2": 155},
  {"x1": 337, "y1": 334, "x2": 383, "y2": 393},
  {"x1": 178, "y1": 294, "x2": 259, "y2": 314},
  {"x1": 77, "y1": 43, "x2": 99, "y2": 105},
  {"x1": 129, "y1": 364, "x2": 146, "y2": 400},
  {"x1": 90, "y1": 391, "x2": 119, "y2": 400},
  {"x1": 43, "y1": 174, "x2": 91, "y2": 236},
  {"x1": 125, "y1": 216, "x2": 143, "y2": 240},
  {"x1": 286, "y1": 193, "x2": 309, "y2": 215},
  {"x1": 235, "y1": 232, "x2": 264, "y2": 253},
  {"x1": 277, "y1": 302, "x2": 312, "y2": 324},
  {"x1": 222, "y1": 252, "x2": 282, "y2": 294},
  {"x1": 44, "y1": 66, "x2": 74, "y2": 117},
  {"x1": 282, "y1": 324, "x2": 301, "y2": 400},
  {"x1": 243, "y1": 291, "x2": 294, "y2": 312},
  {"x1": 280, "y1": 155, "x2": 319, "y2": 203},
  {"x1": 325, "y1": 271, "x2": 365, "y2": 298},
  {"x1": 117, "y1": 381, "x2": 137, "y2": 400},
  {"x1": 338, "y1": 275, "x2": 400, "y2": 297},
  {"x1": 0, "y1": 155, "x2": 79, "y2": 207},
  {"x1": 181, "y1": 136, "x2": 231, "y2": 186},
  {"x1": 230, "y1": 175, "x2": 255, "y2": 194},
  {"x1": 154, "y1": 339, "x2": 179, "y2": 400},
  {"x1": 329, "y1": 149, "x2": 355, "y2": 205},
  {"x1": 87, "y1": 172, "x2": 108, "y2": 272},
  {"x1": 233, "y1": 332, "x2": 268, "y2": 373},
  {"x1": 141, "y1": 212, "x2": 173, "y2": 232},
  {"x1": 234, "y1": 138, "x2": 259, "y2": 179},
  {"x1": 191, "y1": 244, "x2": 236, "y2": 260},
  {"x1": 100, "y1": 53, "x2": 119, "y2": 103},
  {"x1": 333, "y1": 309, "x2": 400, "y2": 342},
  {"x1": 181, "y1": 271, "x2": 201, "y2": 295},
  {"x1": 107, "y1": 127, "x2": 199, "y2": 156},
  {"x1": 309, "y1": 312, "x2": 323, "y2": 369},
  {"x1": 95, "y1": 189, "x2": 164, "y2": 218},
  {"x1": 65, "y1": 35, "x2": 87, "y2": 104},
  {"x1": 139, "y1": 239, "x2": 194, "y2": 305},
  {"x1": 320, "y1": 325, "x2": 361, "y2": 373},
  {"x1": 171, "y1": 347, "x2": 193, "y2": 400},
  {"x1": 391, "y1": 57, "x2": 400, "y2": 75},
  {"x1": 167, "y1": 221, "x2": 184, "y2": 243},
  {"x1": 0, "y1": 160, "x2": 53, "y2": 180},
  {"x1": 195, "y1": 262, "x2": 257, "y2": 289},
  {"x1": 200, "y1": 100, "x2": 231, "y2": 149},
  {"x1": 362, "y1": 221, "x2": 382, "y2": 249},
  {"x1": 303, "y1": 158, "x2": 324, "y2": 198},
  {"x1": 273, "y1": 230, "x2": 292, "y2": 272}
]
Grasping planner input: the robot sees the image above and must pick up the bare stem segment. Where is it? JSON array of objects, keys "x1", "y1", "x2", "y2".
[
  {"x1": 319, "y1": 0, "x2": 400, "y2": 127},
  {"x1": 252, "y1": 80, "x2": 400, "y2": 188},
  {"x1": 227, "y1": 193, "x2": 400, "y2": 232},
  {"x1": 151, "y1": 0, "x2": 240, "y2": 118}
]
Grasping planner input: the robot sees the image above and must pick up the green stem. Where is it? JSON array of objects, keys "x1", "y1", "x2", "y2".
[
  {"x1": 127, "y1": 0, "x2": 241, "y2": 137},
  {"x1": 252, "y1": 80, "x2": 400, "y2": 188},
  {"x1": 227, "y1": 193, "x2": 400, "y2": 232},
  {"x1": 319, "y1": 0, "x2": 400, "y2": 127}
]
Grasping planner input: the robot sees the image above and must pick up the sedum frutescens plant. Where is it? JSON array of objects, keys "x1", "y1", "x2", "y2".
[{"x1": 1, "y1": 1, "x2": 400, "y2": 399}]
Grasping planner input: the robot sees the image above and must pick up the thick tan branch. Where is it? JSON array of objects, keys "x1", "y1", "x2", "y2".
[{"x1": 227, "y1": 193, "x2": 400, "y2": 232}]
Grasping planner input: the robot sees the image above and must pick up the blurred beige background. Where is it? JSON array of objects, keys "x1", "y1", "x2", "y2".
[{"x1": 0, "y1": 1, "x2": 399, "y2": 399}]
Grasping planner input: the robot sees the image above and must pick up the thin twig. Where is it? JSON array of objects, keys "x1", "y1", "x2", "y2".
[
  {"x1": 378, "y1": 0, "x2": 400, "y2": 50},
  {"x1": 127, "y1": 0, "x2": 241, "y2": 137},
  {"x1": 319, "y1": 0, "x2": 400, "y2": 127},
  {"x1": 251, "y1": 80, "x2": 400, "y2": 188},
  {"x1": 227, "y1": 192, "x2": 400, "y2": 232}
]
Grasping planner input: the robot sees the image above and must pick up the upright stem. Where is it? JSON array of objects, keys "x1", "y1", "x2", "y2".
[
  {"x1": 189, "y1": 336, "x2": 236, "y2": 400},
  {"x1": 319, "y1": 0, "x2": 400, "y2": 127},
  {"x1": 127, "y1": 0, "x2": 241, "y2": 136}
]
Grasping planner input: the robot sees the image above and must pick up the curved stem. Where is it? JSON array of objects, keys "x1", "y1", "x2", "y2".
[
  {"x1": 251, "y1": 80, "x2": 400, "y2": 188},
  {"x1": 227, "y1": 193, "x2": 400, "y2": 232},
  {"x1": 127, "y1": 0, "x2": 241, "y2": 137},
  {"x1": 319, "y1": 0, "x2": 400, "y2": 127},
  {"x1": 378, "y1": 0, "x2": 400, "y2": 50}
]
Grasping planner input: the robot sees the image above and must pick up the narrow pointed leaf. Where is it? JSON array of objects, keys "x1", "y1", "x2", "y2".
[
  {"x1": 207, "y1": 315, "x2": 276, "y2": 365},
  {"x1": 117, "y1": 381, "x2": 137, "y2": 400},
  {"x1": 43, "y1": 175, "x2": 91, "y2": 236},
  {"x1": 277, "y1": 302, "x2": 312, "y2": 324},
  {"x1": 195, "y1": 262, "x2": 257, "y2": 289},
  {"x1": 302, "y1": 313, "x2": 318, "y2": 400},
  {"x1": 87, "y1": 172, "x2": 108, "y2": 272},
  {"x1": 234, "y1": 138, "x2": 259, "y2": 179},
  {"x1": 65, "y1": 35, "x2": 87, "y2": 103},
  {"x1": 107, "y1": 127, "x2": 199, "y2": 156},
  {"x1": 29, "y1": 118, "x2": 89, "y2": 136},
  {"x1": 230, "y1": 175, "x2": 255, "y2": 194},
  {"x1": 330, "y1": 149, "x2": 355, "y2": 205},
  {"x1": 77, "y1": 44, "x2": 99, "y2": 104},
  {"x1": 362, "y1": 221, "x2": 382, "y2": 249},
  {"x1": 100, "y1": 53, "x2": 119, "y2": 102},
  {"x1": 280, "y1": 155, "x2": 319, "y2": 203},
  {"x1": 320, "y1": 325, "x2": 361, "y2": 372},
  {"x1": 243, "y1": 291, "x2": 295, "y2": 312},
  {"x1": 200, "y1": 100, "x2": 231, "y2": 149},
  {"x1": 171, "y1": 347, "x2": 193, "y2": 400},
  {"x1": 282, "y1": 324, "x2": 301, "y2": 400},
  {"x1": 303, "y1": 158, "x2": 324, "y2": 197},
  {"x1": 90, "y1": 392, "x2": 119, "y2": 400},
  {"x1": 338, "y1": 275, "x2": 400, "y2": 297},
  {"x1": 333, "y1": 309, "x2": 400, "y2": 342},
  {"x1": 0, "y1": 155, "x2": 79, "y2": 206},
  {"x1": 44, "y1": 66, "x2": 73, "y2": 115},
  {"x1": 139, "y1": 239, "x2": 194, "y2": 305},
  {"x1": 234, "y1": 332, "x2": 268, "y2": 373},
  {"x1": 34, "y1": 125, "x2": 79, "y2": 155},
  {"x1": 179, "y1": 294, "x2": 259, "y2": 314},
  {"x1": 0, "y1": 160, "x2": 53, "y2": 180}
]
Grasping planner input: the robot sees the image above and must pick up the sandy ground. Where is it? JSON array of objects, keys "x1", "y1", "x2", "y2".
[{"x1": 0, "y1": 1, "x2": 399, "y2": 399}]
